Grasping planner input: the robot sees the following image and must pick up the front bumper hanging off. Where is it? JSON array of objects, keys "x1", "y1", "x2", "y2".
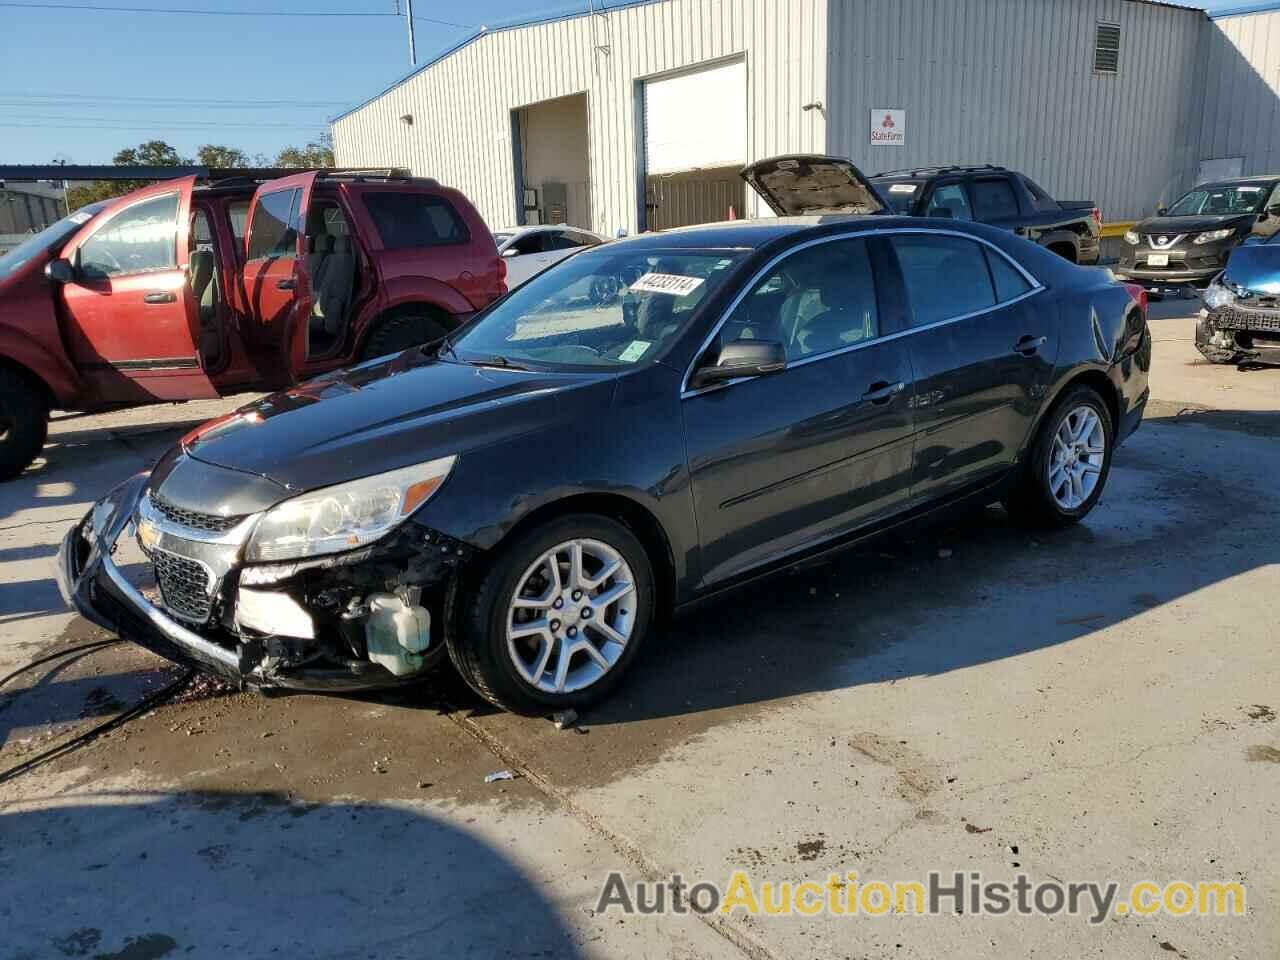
[
  {"x1": 1197, "y1": 305, "x2": 1280, "y2": 365},
  {"x1": 55, "y1": 475, "x2": 460, "y2": 691}
]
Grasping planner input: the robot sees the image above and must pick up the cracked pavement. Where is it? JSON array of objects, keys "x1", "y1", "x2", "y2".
[{"x1": 1, "y1": 303, "x2": 1277, "y2": 959}]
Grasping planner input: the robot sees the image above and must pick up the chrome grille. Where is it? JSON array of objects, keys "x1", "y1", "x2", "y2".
[
  {"x1": 151, "y1": 549, "x2": 215, "y2": 624},
  {"x1": 1214, "y1": 306, "x2": 1280, "y2": 333},
  {"x1": 151, "y1": 495, "x2": 243, "y2": 534}
]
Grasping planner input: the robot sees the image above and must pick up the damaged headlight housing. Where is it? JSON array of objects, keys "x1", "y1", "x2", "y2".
[
  {"x1": 1202, "y1": 277, "x2": 1237, "y2": 310},
  {"x1": 245, "y1": 456, "x2": 456, "y2": 562},
  {"x1": 1123, "y1": 230, "x2": 1140, "y2": 245}
]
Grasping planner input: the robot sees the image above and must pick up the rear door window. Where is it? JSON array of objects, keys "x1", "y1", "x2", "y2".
[
  {"x1": 362, "y1": 192, "x2": 469, "y2": 249},
  {"x1": 247, "y1": 189, "x2": 301, "y2": 260},
  {"x1": 78, "y1": 192, "x2": 180, "y2": 279},
  {"x1": 891, "y1": 234, "x2": 996, "y2": 326},
  {"x1": 228, "y1": 200, "x2": 250, "y2": 247},
  {"x1": 924, "y1": 183, "x2": 973, "y2": 221},
  {"x1": 969, "y1": 178, "x2": 1022, "y2": 221},
  {"x1": 985, "y1": 248, "x2": 1033, "y2": 301}
]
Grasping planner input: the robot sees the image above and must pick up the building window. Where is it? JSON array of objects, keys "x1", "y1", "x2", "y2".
[{"x1": 1095, "y1": 22, "x2": 1120, "y2": 75}]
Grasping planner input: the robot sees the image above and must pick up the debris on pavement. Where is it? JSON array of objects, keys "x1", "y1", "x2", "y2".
[
  {"x1": 964, "y1": 823, "x2": 992, "y2": 834},
  {"x1": 552, "y1": 709, "x2": 578, "y2": 730},
  {"x1": 484, "y1": 769, "x2": 517, "y2": 783}
]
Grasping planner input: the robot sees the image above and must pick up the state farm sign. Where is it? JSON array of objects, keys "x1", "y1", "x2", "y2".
[{"x1": 871, "y1": 109, "x2": 906, "y2": 146}]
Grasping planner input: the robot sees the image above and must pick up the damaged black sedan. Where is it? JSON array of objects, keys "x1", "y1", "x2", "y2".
[{"x1": 59, "y1": 157, "x2": 1151, "y2": 715}]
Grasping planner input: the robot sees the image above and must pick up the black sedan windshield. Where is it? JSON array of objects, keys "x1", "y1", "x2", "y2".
[
  {"x1": 1166, "y1": 184, "x2": 1269, "y2": 217},
  {"x1": 0, "y1": 203, "x2": 105, "y2": 279},
  {"x1": 450, "y1": 246, "x2": 748, "y2": 370}
]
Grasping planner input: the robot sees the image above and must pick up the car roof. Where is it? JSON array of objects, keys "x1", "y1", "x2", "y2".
[
  {"x1": 1195, "y1": 176, "x2": 1280, "y2": 190},
  {"x1": 495, "y1": 224, "x2": 589, "y2": 234},
  {"x1": 603, "y1": 215, "x2": 960, "y2": 251}
]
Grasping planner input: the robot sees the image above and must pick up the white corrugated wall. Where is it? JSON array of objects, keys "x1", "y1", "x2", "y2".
[
  {"x1": 333, "y1": 0, "x2": 828, "y2": 234},
  {"x1": 824, "y1": 0, "x2": 1206, "y2": 221},
  {"x1": 1197, "y1": 9, "x2": 1280, "y2": 180}
]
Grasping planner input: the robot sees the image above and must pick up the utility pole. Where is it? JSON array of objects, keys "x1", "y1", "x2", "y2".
[{"x1": 405, "y1": 0, "x2": 417, "y2": 65}]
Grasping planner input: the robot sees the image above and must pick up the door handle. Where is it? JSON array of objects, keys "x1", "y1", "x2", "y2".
[
  {"x1": 1013, "y1": 335, "x2": 1048, "y2": 357},
  {"x1": 861, "y1": 380, "x2": 905, "y2": 405},
  {"x1": 142, "y1": 291, "x2": 176, "y2": 304},
  {"x1": 276, "y1": 278, "x2": 296, "y2": 291}
]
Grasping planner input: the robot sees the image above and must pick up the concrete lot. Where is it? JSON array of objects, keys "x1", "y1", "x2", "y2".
[{"x1": 1, "y1": 301, "x2": 1277, "y2": 959}]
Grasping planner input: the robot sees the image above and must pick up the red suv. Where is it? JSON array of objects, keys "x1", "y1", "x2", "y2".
[{"x1": 0, "y1": 170, "x2": 505, "y2": 479}]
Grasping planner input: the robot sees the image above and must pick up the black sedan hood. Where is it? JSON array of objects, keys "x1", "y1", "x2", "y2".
[
  {"x1": 180, "y1": 351, "x2": 616, "y2": 493},
  {"x1": 1135, "y1": 213, "x2": 1254, "y2": 236}
]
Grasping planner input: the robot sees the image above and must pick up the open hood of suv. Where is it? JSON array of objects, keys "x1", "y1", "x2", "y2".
[{"x1": 740, "y1": 155, "x2": 886, "y2": 217}]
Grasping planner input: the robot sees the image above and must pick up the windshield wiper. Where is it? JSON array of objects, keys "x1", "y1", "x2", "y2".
[{"x1": 469, "y1": 354, "x2": 531, "y2": 371}]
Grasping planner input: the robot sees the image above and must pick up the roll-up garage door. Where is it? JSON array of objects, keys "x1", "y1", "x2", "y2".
[{"x1": 643, "y1": 60, "x2": 746, "y2": 175}]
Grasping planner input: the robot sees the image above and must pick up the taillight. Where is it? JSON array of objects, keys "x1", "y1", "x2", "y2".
[
  {"x1": 494, "y1": 256, "x2": 507, "y2": 297},
  {"x1": 1123, "y1": 282, "x2": 1148, "y2": 312},
  {"x1": 1091, "y1": 207, "x2": 1103, "y2": 231}
]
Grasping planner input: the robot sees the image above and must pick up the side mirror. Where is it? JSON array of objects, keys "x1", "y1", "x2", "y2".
[
  {"x1": 691, "y1": 338, "x2": 786, "y2": 388},
  {"x1": 44, "y1": 257, "x2": 75, "y2": 284},
  {"x1": 501, "y1": 248, "x2": 519, "y2": 258},
  {"x1": 1156, "y1": 206, "x2": 1168, "y2": 217}
]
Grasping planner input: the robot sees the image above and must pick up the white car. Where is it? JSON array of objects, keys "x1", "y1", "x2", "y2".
[{"x1": 493, "y1": 225, "x2": 607, "y2": 288}]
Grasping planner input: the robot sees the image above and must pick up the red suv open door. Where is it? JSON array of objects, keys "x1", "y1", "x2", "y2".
[
  {"x1": 57, "y1": 176, "x2": 219, "y2": 403},
  {"x1": 241, "y1": 171, "x2": 318, "y2": 385}
]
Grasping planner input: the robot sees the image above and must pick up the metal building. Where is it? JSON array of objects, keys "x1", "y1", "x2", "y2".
[
  {"x1": 1196, "y1": 4, "x2": 1280, "y2": 183},
  {"x1": 332, "y1": 0, "x2": 1280, "y2": 234}
]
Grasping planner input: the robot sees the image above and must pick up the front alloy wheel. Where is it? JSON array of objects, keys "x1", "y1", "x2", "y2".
[
  {"x1": 507, "y1": 539, "x2": 637, "y2": 694},
  {"x1": 448, "y1": 515, "x2": 654, "y2": 714}
]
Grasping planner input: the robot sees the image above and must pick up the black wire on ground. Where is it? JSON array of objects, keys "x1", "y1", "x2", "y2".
[
  {"x1": 0, "y1": 639, "x2": 123, "y2": 691},
  {"x1": 0, "y1": 667, "x2": 195, "y2": 786}
]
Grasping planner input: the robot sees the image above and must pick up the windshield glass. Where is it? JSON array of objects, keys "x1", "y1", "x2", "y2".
[
  {"x1": 449, "y1": 246, "x2": 748, "y2": 370},
  {"x1": 1166, "y1": 185, "x2": 1267, "y2": 217},
  {"x1": 0, "y1": 203, "x2": 106, "y2": 280}
]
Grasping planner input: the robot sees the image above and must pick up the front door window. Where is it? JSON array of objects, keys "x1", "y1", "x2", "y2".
[{"x1": 78, "y1": 193, "x2": 179, "y2": 279}]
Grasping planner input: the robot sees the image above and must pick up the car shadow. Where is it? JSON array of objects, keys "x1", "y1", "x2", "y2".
[{"x1": 0, "y1": 792, "x2": 586, "y2": 959}]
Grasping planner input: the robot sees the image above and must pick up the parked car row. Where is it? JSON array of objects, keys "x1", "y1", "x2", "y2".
[{"x1": 58, "y1": 154, "x2": 1151, "y2": 715}]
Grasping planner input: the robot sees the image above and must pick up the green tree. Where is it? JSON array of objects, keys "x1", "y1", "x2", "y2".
[
  {"x1": 196, "y1": 144, "x2": 250, "y2": 169},
  {"x1": 276, "y1": 131, "x2": 335, "y2": 169},
  {"x1": 66, "y1": 139, "x2": 190, "y2": 211}
]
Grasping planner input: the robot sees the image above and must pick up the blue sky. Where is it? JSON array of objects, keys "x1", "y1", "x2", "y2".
[{"x1": 0, "y1": 0, "x2": 1263, "y2": 165}]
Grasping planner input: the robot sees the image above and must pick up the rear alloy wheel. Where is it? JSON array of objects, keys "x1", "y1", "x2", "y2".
[
  {"x1": 0, "y1": 372, "x2": 49, "y2": 482},
  {"x1": 447, "y1": 515, "x2": 654, "y2": 714},
  {"x1": 1005, "y1": 385, "x2": 1113, "y2": 528}
]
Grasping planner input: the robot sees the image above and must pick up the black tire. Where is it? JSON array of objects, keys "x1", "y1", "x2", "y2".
[
  {"x1": 1004, "y1": 384, "x2": 1114, "y2": 529},
  {"x1": 446, "y1": 514, "x2": 656, "y2": 715},
  {"x1": 360, "y1": 311, "x2": 449, "y2": 361},
  {"x1": 0, "y1": 369, "x2": 49, "y2": 482}
]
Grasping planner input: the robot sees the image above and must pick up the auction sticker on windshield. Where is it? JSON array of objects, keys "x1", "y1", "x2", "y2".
[
  {"x1": 630, "y1": 272, "x2": 706, "y2": 296},
  {"x1": 889, "y1": 184, "x2": 918, "y2": 194},
  {"x1": 618, "y1": 340, "x2": 652, "y2": 362}
]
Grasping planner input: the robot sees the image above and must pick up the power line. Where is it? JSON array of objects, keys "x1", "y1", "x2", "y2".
[
  {"x1": 0, "y1": 117, "x2": 325, "y2": 129},
  {"x1": 0, "y1": 1, "x2": 472, "y2": 27},
  {"x1": 2, "y1": 91, "x2": 349, "y2": 108}
]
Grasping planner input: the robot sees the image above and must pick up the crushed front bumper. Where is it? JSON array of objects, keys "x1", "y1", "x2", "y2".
[
  {"x1": 1196, "y1": 305, "x2": 1280, "y2": 365},
  {"x1": 56, "y1": 476, "x2": 454, "y2": 692}
]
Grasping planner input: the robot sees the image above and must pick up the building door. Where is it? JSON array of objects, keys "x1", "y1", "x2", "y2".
[{"x1": 642, "y1": 59, "x2": 747, "y2": 230}]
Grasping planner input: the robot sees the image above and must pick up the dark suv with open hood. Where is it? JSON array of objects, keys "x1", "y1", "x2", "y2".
[{"x1": 1116, "y1": 176, "x2": 1280, "y2": 295}]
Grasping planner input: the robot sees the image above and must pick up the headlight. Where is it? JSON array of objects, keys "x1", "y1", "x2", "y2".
[
  {"x1": 1202, "y1": 281, "x2": 1235, "y2": 310},
  {"x1": 246, "y1": 456, "x2": 457, "y2": 561},
  {"x1": 1193, "y1": 229, "x2": 1234, "y2": 245},
  {"x1": 1123, "y1": 230, "x2": 1140, "y2": 245}
]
